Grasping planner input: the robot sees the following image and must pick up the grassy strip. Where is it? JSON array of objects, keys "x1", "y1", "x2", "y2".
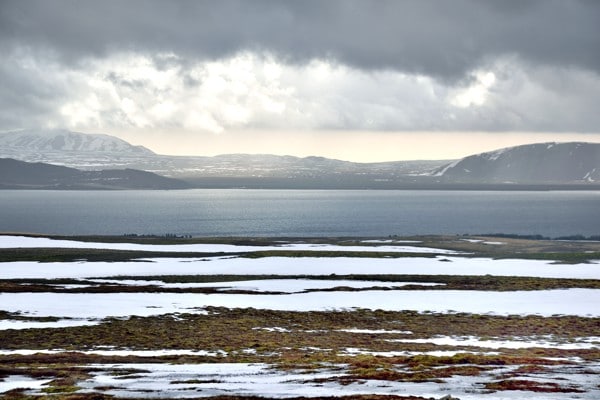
[
  {"x1": 0, "y1": 248, "x2": 236, "y2": 262},
  {"x1": 0, "y1": 248, "x2": 446, "y2": 262},
  {"x1": 1, "y1": 245, "x2": 599, "y2": 263},
  {"x1": 241, "y1": 250, "x2": 441, "y2": 259},
  {"x1": 2, "y1": 308, "x2": 599, "y2": 351}
]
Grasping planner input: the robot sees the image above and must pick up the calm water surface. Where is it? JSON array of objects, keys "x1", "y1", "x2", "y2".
[{"x1": 0, "y1": 190, "x2": 598, "y2": 237}]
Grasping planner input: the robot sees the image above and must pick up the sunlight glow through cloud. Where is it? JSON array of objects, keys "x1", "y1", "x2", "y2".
[{"x1": 450, "y1": 72, "x2": 496, "y2": 108}]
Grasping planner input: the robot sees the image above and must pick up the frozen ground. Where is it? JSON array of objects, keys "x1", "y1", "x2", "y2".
[
  {"x1": 4, "y1": 361, "x2": 600, "y2": 399},
  {"x1": 2, "y1": 237, "x2": 599, "y2": 399},
  {"x1": 2, "y1": 256, "x2": 599, "y2": 280},
  {"x1": 37, "y1": 362, "x2": 600, "y2": 399}
]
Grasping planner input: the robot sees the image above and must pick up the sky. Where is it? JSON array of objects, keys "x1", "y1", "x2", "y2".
[{"x1": 1, "y1": 0, "x2": 600, "y2": 162}]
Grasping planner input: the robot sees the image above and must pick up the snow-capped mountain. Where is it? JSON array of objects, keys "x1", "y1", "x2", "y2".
[
  {"x1": 432, "y1": 142, "x2": 600, "y2": 184},
  {"x1": 0, "y1": 129, "x2": 154, "y2": 155}
]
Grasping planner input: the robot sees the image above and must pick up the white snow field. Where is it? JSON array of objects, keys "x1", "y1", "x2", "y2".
[
  {"x1": 0, "y1": 375, "x2": 53, "y2": 394},
  {"x1": 0, "y1": 289, "x2": 598, "y2": 328},
  {"x1": 0, "y1": 235, "x2": 460, "y2": 254},
  {"x1": 2, "y1": 255, "x2": 599, "y2": 280}
]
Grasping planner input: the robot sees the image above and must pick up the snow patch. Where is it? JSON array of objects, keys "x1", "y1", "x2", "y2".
[
  {"x1": 252, "y1": 327, "x2": 291, "y2": 333},
  {"x1": 338, "y1": 328, "x2": 413, "y2": 335},
  {"x1": 388, "y1": 335, "x2": 600, "y2": 350},
  {"x1": 341, "y1": 348, "x2": 497, "y2": 357},
  {"x1": 0, "y1": 375, "x2": 52, "y2": 394},
  {"x1": 1, "y1": 289, "x2": 599, "y2": 323},
  {"x1": 88, "y1": 279, "x2": 442, "y2": 293},
  {"x1": 361, "y1": 239, "x2": 422, "y2": 244},
  {"x1": 3, "y1": 256, "x2": 597, "y2": 280},
  {"x1": 0, "y1": 319, "x2": 99, "y2": 330},
  {"x1": 0, "y1": 235, "x2": 459, "y2": 255},
  {"x1": 432, "y1": 159, "x2": 461, "y2": 176},
  {"x1": 0, "y1": 349, "x2": 226, "y2": 357}
]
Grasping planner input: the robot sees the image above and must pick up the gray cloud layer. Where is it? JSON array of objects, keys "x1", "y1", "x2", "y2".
[
  {"x1": 2, "y1": 0, "x2": 599, "y2": 79},
  {"x1": 1, "y1": 0, "x2": 599, "y2": 134}
]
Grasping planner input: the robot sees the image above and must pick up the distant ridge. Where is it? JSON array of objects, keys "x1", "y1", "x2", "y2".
[
  {"x1": 0, "y1": 158, "x2": 189, "y2": 190},
  {"x1": 0, "y1": 128, "x2": 448, "y2": 187},
  {"x1": 432, "y1": 142, "x2": 600, "y2": 184},
  {"x1": 1, "y1": 128, "x2": 598, "y2": 188}
]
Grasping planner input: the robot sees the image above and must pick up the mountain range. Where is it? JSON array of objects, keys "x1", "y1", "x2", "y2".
[
  {"x1": 0, "y1": 129, "x2": 448, "y2": 188},
  {"x1": 0, "y1": 129, "x2": 599, "y2": 189}
]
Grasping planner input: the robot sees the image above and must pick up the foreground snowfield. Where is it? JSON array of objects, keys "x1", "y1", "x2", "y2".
[
  {"x1": 77, "y1": 362, "x2": 600, "y2": 400},
  {"x1": 2, "y1": 361, "x2": 599, "y2": 399},
  {"x1": 2, "y1": 236, "x2": 600, "y2": 399}
]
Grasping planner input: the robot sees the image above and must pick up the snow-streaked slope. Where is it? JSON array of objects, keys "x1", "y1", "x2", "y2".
[
  {"x1": 0, "y1": 129, "x2": 153, "y2": 154},
  {"x1": 431, "y1": 142, "x2": 600, "y2": 183}
]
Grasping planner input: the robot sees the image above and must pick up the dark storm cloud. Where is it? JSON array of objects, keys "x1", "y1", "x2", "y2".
[
  {"x1": 0, "y1": 50, "x2": 65, "y2": 128},
  {"x1": 1, "y1": 0, "x2": 599, "y2": 79}
]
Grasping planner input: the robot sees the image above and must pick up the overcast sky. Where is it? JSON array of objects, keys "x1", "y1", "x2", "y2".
[{"x1": 1, "y1": 0, "x2": 599, "y2": 161}]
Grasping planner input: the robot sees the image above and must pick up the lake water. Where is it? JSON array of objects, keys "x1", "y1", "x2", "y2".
[{"x1": 0, "y1": 190, "x2": 598, "y2": 237}]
